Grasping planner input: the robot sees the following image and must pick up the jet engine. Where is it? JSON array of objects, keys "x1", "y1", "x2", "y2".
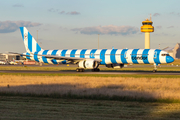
[
  {"x1": 78, "y1": 60, "x2": 99, "y2": 69},
  {"x1": 106, "y1": 64, "x2": 124, "y2": 68}
]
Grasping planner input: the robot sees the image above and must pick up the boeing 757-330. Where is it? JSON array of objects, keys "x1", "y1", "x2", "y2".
[{"x1": 10, "y1": 27, "x2": 174, "y2": 72}]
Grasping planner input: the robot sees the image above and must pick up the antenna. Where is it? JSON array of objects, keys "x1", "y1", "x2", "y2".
[{"x1": 150, "y1": 14, "x2": 152, "y2": 21}]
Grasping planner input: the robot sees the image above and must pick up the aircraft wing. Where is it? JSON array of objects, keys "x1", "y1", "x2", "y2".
[
  {"x1": 9, "y1": 52, "x2": 102, "y2": 63},
  {"x1": 36, "y1": 54, "x2": 102, "y2": 63}
]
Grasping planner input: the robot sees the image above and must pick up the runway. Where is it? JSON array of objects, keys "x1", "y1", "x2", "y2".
[{"x1": 0, "y1": 70, "x2": 180, "y2": 75}]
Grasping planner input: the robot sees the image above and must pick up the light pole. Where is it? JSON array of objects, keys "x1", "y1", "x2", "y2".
[{"x1": 98, "y1": 34, "x2": 99, "y2": 49}]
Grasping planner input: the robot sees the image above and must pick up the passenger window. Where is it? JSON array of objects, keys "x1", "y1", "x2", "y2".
[{"x1": 161, "y1": 54, "x2": 170, "y2": 56}]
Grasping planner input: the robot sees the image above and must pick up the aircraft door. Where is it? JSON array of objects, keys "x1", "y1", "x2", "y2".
[
  {"x1": 154, "y1": 51, "x2": 157, "y2": 59},
  {"x1": 124, "y1": 51, "x2": 128, "y2": 59}
]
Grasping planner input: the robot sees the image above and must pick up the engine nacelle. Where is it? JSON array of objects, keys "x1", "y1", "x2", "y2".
[
  {"x1": 106, "y1": 64, "x2": 124, "y2": 68},
  {"x1": 78, "y1": 60, "x2": 99, "y2": 69}
]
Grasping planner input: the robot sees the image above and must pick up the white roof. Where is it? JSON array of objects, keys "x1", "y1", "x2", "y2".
[{"x1": 162, "y1": 47, "x2": 174, "y2": 51}]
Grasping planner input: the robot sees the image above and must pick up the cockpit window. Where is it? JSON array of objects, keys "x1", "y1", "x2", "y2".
[
  {"x1": 161, "y1": 54, "x2": 170, "y2": 56},
  {"x1": 142, "y1": 23, "x2": 152, "y2": 25}
]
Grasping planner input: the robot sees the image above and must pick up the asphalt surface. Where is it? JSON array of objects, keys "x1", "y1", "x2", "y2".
[{"x1": 0, "y1": 69, "x2": 180, "y2": 75}]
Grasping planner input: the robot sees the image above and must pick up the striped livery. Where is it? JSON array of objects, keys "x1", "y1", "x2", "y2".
[
  {"x1": 23, "y1": 49, "x2": 173, "y2": 65},
  {"x1": 19, "y1": 27, "x2": 174, "y2": 71}
]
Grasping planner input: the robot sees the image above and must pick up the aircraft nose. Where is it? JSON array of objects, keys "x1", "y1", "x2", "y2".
[{"x1": 166, "y1": 56, "x2": 174, "y2": 63}]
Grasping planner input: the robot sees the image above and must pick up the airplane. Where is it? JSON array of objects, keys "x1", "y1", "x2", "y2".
[{"x1": 10, "y1": 27, "x2": 174, "y2": 72}]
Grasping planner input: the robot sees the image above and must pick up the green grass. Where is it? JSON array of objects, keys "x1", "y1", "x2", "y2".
[
  {"x1": 1, "y1": 92, "x2": 180, "y2": 103},
  {"x1": 1, "y1": 96, "x2": 180, "y2": 120},
  {"x1": 0, "y1": 63, "x2": 180, "y2": 119}
]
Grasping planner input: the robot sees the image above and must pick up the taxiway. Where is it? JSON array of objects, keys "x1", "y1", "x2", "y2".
[{"x1": 0, "y1": 70, "x2": 180, "y2": 75}]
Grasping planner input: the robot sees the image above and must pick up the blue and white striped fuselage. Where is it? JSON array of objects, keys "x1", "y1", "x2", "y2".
[
  {"x1": 17, "y1": 27, "x2": 174, "y2": 72},
  {"x1": 23, "y1": 48, "x2": 173, "y2": 65}
]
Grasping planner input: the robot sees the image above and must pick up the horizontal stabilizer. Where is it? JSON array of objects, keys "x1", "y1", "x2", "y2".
[{"x1": 8, "y1": 52, "x2": 31, "y2": 57}]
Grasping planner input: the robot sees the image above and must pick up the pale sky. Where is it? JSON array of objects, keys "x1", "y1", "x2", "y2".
[{"x1": 0, "y1": 0, "x2": 180, "y2": 53}]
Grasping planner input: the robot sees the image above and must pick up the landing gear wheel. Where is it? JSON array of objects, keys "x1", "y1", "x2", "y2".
[
  {"x1": 79, "y1": 69, "x2": 84, "y2": 72},
  {"x1": 76, "y1": 68, "x2": 84, "y2": 72},
  {"x1": 92, "y1": 68, "x2": 100, "y2": 72},
  {"x1": 96, "y1": 68, "x2": 100, "y2": 72},
  {"x1": 153, "y1": 70, "x2": 157, "y2": 73},
  {"x1": 76, "y1": 68, "x2": 80, "y2": 72}
]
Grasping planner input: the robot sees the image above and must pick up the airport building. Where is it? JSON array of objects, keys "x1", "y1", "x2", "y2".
[
  {"x1": 0, "y1": 53, "x2": 23, "y2": 61},
  {"x1": 0, "y1": 53, "x2": 38, "y2": 65},
  {"x1": 163, "y1": 43, "x2": 180, "y2": 59},
  {"x1": 0, "y1": 54, "x2": 6, "y2": 61}
]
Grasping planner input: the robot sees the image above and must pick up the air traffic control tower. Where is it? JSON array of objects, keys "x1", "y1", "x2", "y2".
[{"x1": 141, "y1": 18, "x2": 154, "y2": 49}]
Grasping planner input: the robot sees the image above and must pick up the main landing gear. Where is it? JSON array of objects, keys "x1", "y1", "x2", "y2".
[
  {"x1": 92, "y1": 68, "x2": 100, "y2": 72},
  {"x1": 76, "y1": 68, "x2": 100, "y2": 72},
  {"x1": 153, "y1": 63, "x2": 157, "y2": 73},
  {"x1": 76, "y1": 68, "x2": 84, "y2": 72}
]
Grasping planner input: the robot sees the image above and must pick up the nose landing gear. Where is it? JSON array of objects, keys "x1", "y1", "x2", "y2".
[{"x1": 153, "y1": 63, "x2": 157, "y2": 72}]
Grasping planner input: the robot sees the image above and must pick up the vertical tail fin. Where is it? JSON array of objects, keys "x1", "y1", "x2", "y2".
[{"x1": 20, "y1": 27, "x2": 43, "y2": 53}]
